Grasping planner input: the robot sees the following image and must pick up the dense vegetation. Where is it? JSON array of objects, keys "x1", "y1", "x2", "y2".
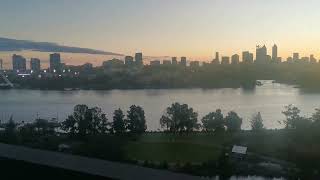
[
  {"x1": 1, "y1": 103, "x2": 320, "y2": 179},
  {"x1": 11, "y1": 62, "x2": 320, "y2": 90}
]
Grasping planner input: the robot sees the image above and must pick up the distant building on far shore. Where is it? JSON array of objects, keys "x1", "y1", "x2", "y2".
[
  {"x1": 12, "y1": 54, "x2": 26, "y2": 72},
  {"x1": 221, "y1": 56, "x2": 230, "y2": 64},
  {"x1": 30, "y1": 58, "x2": 41, "y2": 72},
  {"x1": 0, "y1": 59, "x2": 3, "y2": 70},
  {"x1": 171, "y1": 57, "x2": 178, "y2": 65},
  {"x1": 150, "y1": 60, "x2": 161, "y2": 66},
  {"x1": 135, "y1": 53, "x2": 143, "y2": 66},
  {"x1": 125, "y1": 56, "x2": 134, "y2": 66},
  {"x1": 180, "y1": 57, "x2": 187, "y2": 66},
  {"x1": 50, "y1": 53, "x2": 61, "y2": 72},
  {"x1": 231, "y1": 54, "x2": 240, "y2": 64},
  {"x1": 162, "y1": 60, "x2": 171, "y2": 65}
]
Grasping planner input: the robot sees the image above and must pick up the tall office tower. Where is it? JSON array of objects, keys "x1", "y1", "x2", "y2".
[
  {"x1": 30, "y1": 58, "x2": 41, "y2": 72},
  {"x1": 49, "y1": 53, "x2": 61, "y2": 71},
  {"x1": 124, "y1": 56, "x2": 134, "y2": 65},
  {"x1": 135, "y1": 53, "x2": 143, "y2": 66},
  {"x1": 0, "y1": 59, "x2": 3, "y2": 70},
  {"x1": 212, "y1": 52, "x2": 220, "y2": 64},
  {"x1": 180, "y1": 57, "x2": 187, "y2": 66},
  {"x1": 256, "y1": 45, "x2": 268, "y2": 63},
  {"x1": 293, "y1": 53, "x2": 299, "y2": 62},
  {"x1": 172, "y1": 57, "x2": 178, "y2": 65},
  {"x1": 242, "y1": 51, "x2": 253, "y2": 63},
  {"x1": 272, "y1": 44, "x2": 278, "y2": 61},
  {"x1": 12, "y1": 54, "x2": 27, "y2": 72},
  {"x1": 221, "y1": 56, "x2": 230, "y2": 64},
  {"x1": 231, "y1": 54, "x2": 240, "y2": 64}
]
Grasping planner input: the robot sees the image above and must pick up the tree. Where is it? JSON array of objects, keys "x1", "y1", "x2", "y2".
[
  {"x1": 61, "y1": 104, "x2": 110, "y2": 137},
  {"x1": 160, "y1": 102, "x2": 198, "y2": 133},
  {"x1": 112, "y1": 108, "x2": 126, "y2": 134},
  {"x1": 250, "y1": 112, "x2": 264, "y2": 131},
  {"x1": 5, "y1": 115, "x2": 17, "y2": 135},
  {"x1": 282, "y1": 104, "x2": 301, "y2": 129},
  {"x1": 201, "y1": 109, "x2": 224, "y2": 132},
  {"x1": 127, "y1": 105, "x2": 147, "y2": 133},
  {"x1": 225, "y1": 111, "x2": 242, "y2": 132}
]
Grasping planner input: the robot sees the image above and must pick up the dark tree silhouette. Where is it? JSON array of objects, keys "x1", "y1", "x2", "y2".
[
  {"x1": 62, "y1": 105, "x2": 110, "y2": 137},
  {"x1": 225, "y1": 111, "x2": 242, "y2": 132},
  {"x1": 160, "y1": 102, "x2": 199, "y2": 133},
  {"x1": 127, "y1": 105, "x2": 147, "y2": 134},
  {"x1": 250, "y1": 112, "x2": 264, "y2": 131},
  {"x1": 201, "y1": 109, "x2": 224, "y2": 132},
  {"x1": 112, "y1": 108, "x2": 126, "y2": 134}
]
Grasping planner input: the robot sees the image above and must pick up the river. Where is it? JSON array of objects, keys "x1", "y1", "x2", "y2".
[{"x1": 0, "y1": 80, "x2": 320, "y2": 130}]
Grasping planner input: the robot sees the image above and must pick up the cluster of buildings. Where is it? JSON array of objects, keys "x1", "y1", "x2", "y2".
[
  {"x1": 2, "y1": 44, "x2": 320, "y2": 75},
  {"x1": 10, "y1": 53, "x2": 62, "y2": 74}
]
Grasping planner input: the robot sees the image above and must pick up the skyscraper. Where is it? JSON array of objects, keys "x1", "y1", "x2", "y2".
[
  {"x1": 310, "y1": 54, "x2": 317, "y2": 63},
  {"x1": 49, "y1": 53, "x2": 61, "y2": 72},
  {"x1": 125, "y1": 56, "x2": 134, "y2": 65},
  {"x1": 212, "y1": 52, "x2": 220, "y2": 64},
  {"x1": 180, "y1": 57, "x2": 187, "y2": 66},
  {"x1": 242, "y1": 51, "x2": 253, "y2": 63},
  {"x1": 135, "y1": 53, "x2": 143, "y2": 66},
  {"x1": 293, "y1": 53, "x2": 299, "y2": 62},
  {"x1": 272, "y1": 44, "x2": 278, "y2": 61},
  {"x1": 256, "y1": 45, "x2": 267, "y2": 63},
  {"x1": 231, "y1": 54, "x2": 240, "y2": 64},
  {"x1": 30, "y1": 58, "x2": 41, "y2": 72},
  {"x1": 172, "y1": 57, "x2": 178, "y2": 65},
  {"x1": 0, "y1": 59, "x2": 3, "y2": 70},
  {"x1": 12, "y1": 54, "x2": 26, "y2": 72}
]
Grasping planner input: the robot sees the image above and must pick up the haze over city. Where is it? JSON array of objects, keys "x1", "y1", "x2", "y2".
[{"x1": 1, "y1": 0, "x2": 320, "y2": 64}]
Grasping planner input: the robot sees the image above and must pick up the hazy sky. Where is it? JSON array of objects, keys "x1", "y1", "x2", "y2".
[{"x1": 1, "y1": 0, "x2": 320, "y2": 60}]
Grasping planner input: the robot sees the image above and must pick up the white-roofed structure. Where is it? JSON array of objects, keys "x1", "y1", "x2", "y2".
[{"x1": 231, "y1": 145, "x2": 248, "y2": 161}]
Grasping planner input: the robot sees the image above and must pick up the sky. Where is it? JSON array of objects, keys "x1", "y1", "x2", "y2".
[{"x1": 1, "y1": 0, "x2": 320, "y2": 65}]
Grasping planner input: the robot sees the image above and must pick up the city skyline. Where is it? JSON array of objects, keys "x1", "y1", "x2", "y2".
[
  {"x1": 1, "y1": 0, "x2": 320, "y2": 60},
  {"x1": 2, "y1": 43, "x2": 319, "y2": 71}
]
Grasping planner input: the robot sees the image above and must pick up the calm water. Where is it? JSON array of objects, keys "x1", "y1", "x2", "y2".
[{"x1": 0, "y1": 80, "x2": 320, "y2": 130}]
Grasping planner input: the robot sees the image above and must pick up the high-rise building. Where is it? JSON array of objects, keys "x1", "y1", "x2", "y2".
[
  {"x1": 125, "y1": 56, "x2": 134, "y2": 65},
  {"x1": 293, "y1": 53, "x2": 299, "y2": 62},
  {"x1": 231, "y1": 54, "x2": 240, "y2": 64},
  {"x1": 180, "y1": 57, "x2": 187, "y2": 66},
  {"x1": 30, "y1": 58, "x2": 41, "y2": 72},
  {"x1": 221, "y1": 56, "x2": 230, "y2": 64},
  {"x1": 272, "y1": 44, "x2": 278, "y2": 61},
  {"x1": 242, "y1": 51, "x2": 253, "y2": 63},
  {"x1": 171, "y1": 57, "x2": 178, "y2": 65},
  {"x1": 12, "y1": 54, "x2": 26, "y2": 72},
  {"x1": 212, "y1": 52, "x2": 220, "y2": 64},
  {"x1": 256, "y1": 45, "x2": 268, "y2": 63},
  {"x1": 135, "y1": 53, "x2": 143, "y2": 66},
  {"x1": 49, "y1": 53, "x2": 61, "y2": 72},
  {"x1": 0, "y1": 59, "x2": 3, "y2": 70}
]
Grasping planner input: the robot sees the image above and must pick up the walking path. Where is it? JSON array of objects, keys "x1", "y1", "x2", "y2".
[{"x1": 0, "y1": 143, "x2": 203, "y2": 180}]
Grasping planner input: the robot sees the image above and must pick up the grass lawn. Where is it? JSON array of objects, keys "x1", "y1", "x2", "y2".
[{"x1": 124, "y1": 133, "x2": 228, "y2": 163}]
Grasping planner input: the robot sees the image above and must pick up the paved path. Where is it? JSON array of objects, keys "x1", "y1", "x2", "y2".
[{"x1": 0, "y1": 143, "x2": 203, "y2": 180}]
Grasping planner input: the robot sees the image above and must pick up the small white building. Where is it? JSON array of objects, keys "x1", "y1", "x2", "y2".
[{"x1": 231, "y1": 145, "x2": 247, "y2": 159}]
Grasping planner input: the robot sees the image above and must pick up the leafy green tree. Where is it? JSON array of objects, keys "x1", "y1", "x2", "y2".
[
  {"x1": 201, "y1": 109, "x2": 224, "y2": 132},
  {"x1": 225, "y1": 111, "x2": 242, "y2": 132},
  {"x1": 127, "y1": 105, "x2": 147, "y2": 133},
  {"x1": 160, "y1": 102, "x2": 199, "y2": 133},
  {"x1": 250, "y1": 112, "x2": 264, "y2": 131},
  {"x1": 62, "y1": 104, "x2": 110, "y2": 137},
  {"x1": 282, "y1": 104, "x2": 301, "y2": 129},
  {"x1": 112, "y1": 108, "x2": 126, "y2": 134}
]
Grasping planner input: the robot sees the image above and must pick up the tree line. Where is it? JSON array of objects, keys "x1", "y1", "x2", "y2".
[{"x1": 2, "y1": 102, "x2": 320, "y2": 138}]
